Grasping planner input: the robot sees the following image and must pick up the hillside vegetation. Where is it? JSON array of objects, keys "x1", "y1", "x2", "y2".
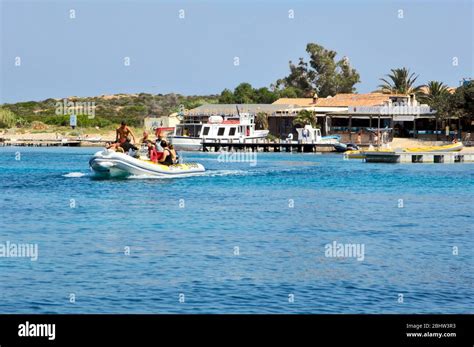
[{"x1": 0, "y1": 93, "x2": 219, "y2": 128}]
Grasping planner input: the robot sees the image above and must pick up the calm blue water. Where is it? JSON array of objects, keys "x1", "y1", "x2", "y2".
[{"x1": 0, "y1": 147, "x2": 472, "y2": 313}]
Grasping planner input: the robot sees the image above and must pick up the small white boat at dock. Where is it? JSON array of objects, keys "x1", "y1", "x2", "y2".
[{"x1": 295, "y1": 124, "x2": 341, "y2": 144}]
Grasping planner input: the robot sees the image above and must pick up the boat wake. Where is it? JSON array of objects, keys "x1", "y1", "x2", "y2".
[
  {"x1": 63, "y1": 172, "x2": 88, "y2": 178},
  {"x1": 204, "y1": 169, "x2": 248, "y2": 177},
  {"x1": 130, "y1": 166, "x2": 311, "y2": 180},
  {"x1": 127, "y1": 169, "x2": 247, "y2": 179},
  {"x1": 67, "y1": 165, "x2": 306, "y2": 181}
]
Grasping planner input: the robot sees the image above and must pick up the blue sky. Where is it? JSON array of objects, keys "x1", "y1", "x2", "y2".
[{"x1": 1, "y1": 0, "x2": 472, "y2": 103}]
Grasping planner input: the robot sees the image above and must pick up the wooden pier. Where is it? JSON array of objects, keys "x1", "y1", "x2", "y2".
[
  {"x1": 0, "y1": 139, "x2": 81, "y2": 147},
  {"x1": 202, "y1": 141, "x2": 335, "y2": 153},
  {"x1": 364, "y1": 151, "x2": 474, "y2": 163},
  {"x1": 0, "y1": 138, "x2": 111, "y2": 147}
]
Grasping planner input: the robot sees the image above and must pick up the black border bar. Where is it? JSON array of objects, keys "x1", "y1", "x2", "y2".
[{"x1": 0, "y1": 314, "x2": 472, "y2": 345}]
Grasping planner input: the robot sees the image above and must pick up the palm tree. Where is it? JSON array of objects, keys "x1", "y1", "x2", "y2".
[
  {"x1": 418, "y1": 81, "x2": 452, "y2": 141},
  {"x1": 292, "y1": 109, "x2": 316, "y2": 127},
  {"x1": 378, "y1": 68, "x2": 423, "y2": 95},
  {"x1": 418, "y1": 81, "x2": 450, "y2": 104},
  {"x1": 255, "y1": 112, "x2": 269, "y2": 130}
]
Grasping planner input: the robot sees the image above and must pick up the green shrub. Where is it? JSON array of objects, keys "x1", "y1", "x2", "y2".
[{"x1": 0, "y1": 108, "x2": 19, "y2": 128}]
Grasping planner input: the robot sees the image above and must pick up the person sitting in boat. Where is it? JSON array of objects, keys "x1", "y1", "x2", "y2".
[
  {"x1": 168, "y1": 143, "x2": 179, "y2": 163},
  {"x1": 106, "y1": 139, "x2": 124, "y2": 153},
  {"x1": 141, "y1": 131, "x2": 157, "y2": 152},
  {"x1": 152, "y1": 134, "x2": 165, "y2": 161},
  {"x1": 141, "y1": 131, "x2": 154, "y2": 146},
  {"x1": 158, "y1": 140, "x2": 175, "y2": 166},
  {"x1": 140, "y1": 131, "x2": 160, "y2": 162},
  {"x1": 106, "y1": 141, "x2": 122, "y2": 152}
]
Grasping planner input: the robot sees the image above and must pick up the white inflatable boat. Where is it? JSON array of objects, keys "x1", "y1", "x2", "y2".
[{"x1": 89, "y1": 149, "x2": 205, "y2": 178}]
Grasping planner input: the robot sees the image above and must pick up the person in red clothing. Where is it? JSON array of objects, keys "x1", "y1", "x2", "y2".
[
  {"x1": 140, "y1": 131, "x2": 162, "y2": 163},
  {"x1": 149, "y1": 147, "x2": 160, "y2": 162},
  {"x1": 152, "y1": 135, "x2": 166, "y2": 162}
]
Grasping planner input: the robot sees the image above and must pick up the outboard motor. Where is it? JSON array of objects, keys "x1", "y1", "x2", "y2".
[
  {"x1": 137, "y1": 145, "x2": 149, "y2": 159},
  {"x1": 128, "y1": 148, "x2": 139, "y2": 158}
]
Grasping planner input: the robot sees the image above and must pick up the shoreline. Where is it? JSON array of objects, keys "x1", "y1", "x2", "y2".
[{"x1": 1, "y1": 129, "x2": 473, "y2": 152}]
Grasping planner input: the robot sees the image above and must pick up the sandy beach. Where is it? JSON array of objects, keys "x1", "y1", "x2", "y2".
[{"x1": 0, "y1": 126, "x2": 145, "y2": 146}]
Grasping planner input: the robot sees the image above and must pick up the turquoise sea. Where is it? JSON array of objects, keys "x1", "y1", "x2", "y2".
[{"x1": 0, "y1": 147, "x2": 472, "y2": 313}]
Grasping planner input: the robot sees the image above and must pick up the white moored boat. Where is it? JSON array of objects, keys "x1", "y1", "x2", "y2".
[
  {"x1": 89, "y1": 149, "x2": 205, "y2": 178},
  {"x1": 169, "y1": 113, "x2": 269, "y2": 151},
  {"x1": 295, "y1": 124, "x2": 341, "y2": 144}
]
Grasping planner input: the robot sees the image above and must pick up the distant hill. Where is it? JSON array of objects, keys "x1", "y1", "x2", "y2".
[{"x1": 0, "y1": 93, "x2": 219, "y2": 128}]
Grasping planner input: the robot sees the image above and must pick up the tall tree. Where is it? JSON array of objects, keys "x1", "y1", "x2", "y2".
[
  {"x1": 378, "y1": 68, "x2": 423, "y2": 95},
  {"x1": 276, "y1": 43, "x2": 360, "y2": 98},
  {"x1": 233, "y1": 83, "x2": 255, "y2": 104},
  {"x1": 218, "y1": 88, "x2": 235, "y2": 103},
  {"x1": 218, "y1": 83, "x2": 279, "y2": 104},
  {"x1": 334, "y1": 56, "x2": 361, "y2": 95},
  {"x1": 451, "y1": 80, "x2": 474, "y2": 119},
  {"x1": 276, "y1": 58, "x2": 314, "y2": 97},
  {"x1": 445, "y1": 81, "x2": 474, "y2": 141},
  {"x1": 277, "y1": 86, "x2": 300, "y2": 98},
  {"x1": 418, "y1": 81, "x2": 451, "y2": 139},
  {"x1": 254, "y1": 87, "x2": 279, "y2": 104}
]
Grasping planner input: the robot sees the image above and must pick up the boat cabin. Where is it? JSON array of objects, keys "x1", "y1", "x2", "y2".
[
  {"x1": 174, "y1": 113, "x2": 257, "y2": 140},
  {"x1": 200, "y1": 114, "x2": 255, "y2": 140},
  {"x1": 296, "y1": 125, "x2": 322, "y2": 142}
]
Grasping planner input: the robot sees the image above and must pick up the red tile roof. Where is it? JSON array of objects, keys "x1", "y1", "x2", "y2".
[{"x1": 273, "y1": 93, "x2": 409, "y2": 107}]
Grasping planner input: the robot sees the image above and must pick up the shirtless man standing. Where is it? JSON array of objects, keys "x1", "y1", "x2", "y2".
[
  {"x1": 107, "y1": 121, "x2": 137, "y2": 153},
  {"x1": 115, "y1": 121, "x2": 137, "y2": 152}
]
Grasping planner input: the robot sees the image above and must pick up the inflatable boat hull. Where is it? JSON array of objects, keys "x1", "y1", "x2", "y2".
[{"x1": 89, "y1": 150, "x2": 205, "y2": 178}]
